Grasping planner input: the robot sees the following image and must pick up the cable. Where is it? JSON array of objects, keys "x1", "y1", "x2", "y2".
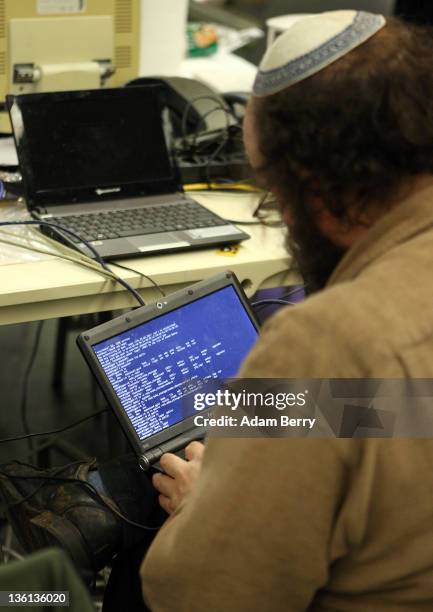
[
  {"x1": 0, "y1": 463, "x2": 159, "y2": 531},
  {"x1": 19, "y1": 321, "x2": 44, "y2": 455},
  {"x1": 191, "y1": 107, "x2": 230, "y2": 151},
  {"x1": 110, "y1": 262, "x2": 166, "y2": 297},
  {"x1": 202, "y1": 126, "x2": 244, "y2": 190},
  {"x1": 35, "y1": 219, "x2": 145, "y2": 306},
  {"x1": 0, "y1": 223, "x2": 134, "y2": 460},
  {"x1": 205, "y1": 134, "x2": 229, "y2": 188},
  {"x1": 249, "y1": 191, "x2": 285, "y2": 229},
  {"x1": 0, "y1": 220, "x2": 145, "y2": 307},
  {"x1": 184, "y1": 183, "x2": 259, "y2": 193},
  {"x1": 280, "y1": 285, "x2": 306, "y2": 301},
  {"x1": 181, "y1": 95, "x2": 233, "y2": 144},
  {"x1": 223, "y1": 218, "x2": 261, "y2": 226},
  {"x1": 209, "y1": 176, "x2": 255, "y2": 187},
  {"x1": 251, "y1": 299, "x2": 296, "y2": 309},
  {"x1": 177, "y1": 95, "x2": 248, "y2": 190},
  {"x1": 6, "y1": 227, "x2": 119, "y2": 278},
  {"x1": 0, "y1": 408, "x2": 108, "y2": 445},
  {"x1": 0, "y1": 232, "x2": 117, "y2": 281}
]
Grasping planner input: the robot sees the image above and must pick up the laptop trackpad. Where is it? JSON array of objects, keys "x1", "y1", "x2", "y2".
[{"x1": 127, "y1": 234, "x2": 190, "y2": 253}]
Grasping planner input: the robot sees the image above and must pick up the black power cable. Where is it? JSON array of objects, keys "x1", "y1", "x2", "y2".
[
  {"x1": 0, "y1": 220, "x2": 147, "y2": 454},
  {"x1": 177, "y1": 95, "x2": 248, "y2": 190},
  {"x1": 251, "y1": 299, "x2": 296, "y2": 309},
  {"x1": 0, "y1": 408, "x2": 108, "y2": 445},
  {"x1": 110, "y1": 262, "x2": 166, "y2": 297},
  {"x1": 180, "y1": 95, "x2": 233, "y2": 145},
  {"x1": 223, "y1": 218, "x2": 261, "y2": 226}
]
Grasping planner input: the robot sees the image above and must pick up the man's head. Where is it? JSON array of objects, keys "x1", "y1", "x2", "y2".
[{"x1": 244, "y1": 12, "x2": 433, "y2": 291}]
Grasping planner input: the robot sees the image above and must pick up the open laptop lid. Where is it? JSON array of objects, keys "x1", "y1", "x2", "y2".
[
  {"x1": 77, "y1": 271, "x2": 259, "y2": 458},
  {"x1": 7, "y1": 85, "x2": 180, "y2": 210}
]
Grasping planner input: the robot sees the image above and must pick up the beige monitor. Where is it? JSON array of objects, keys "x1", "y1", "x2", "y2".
[{"x1": 0, "y1": 0, "x2": 140, "y2": 131}]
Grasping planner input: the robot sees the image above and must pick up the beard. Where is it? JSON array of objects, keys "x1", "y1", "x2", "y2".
[{"x1": 286, "y1": 209, "x2": 346, "y2": 295}]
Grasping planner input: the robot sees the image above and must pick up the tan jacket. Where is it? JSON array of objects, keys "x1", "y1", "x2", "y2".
[{"x1": 141, "y1": 184, "x2": 433, "y2": 611}]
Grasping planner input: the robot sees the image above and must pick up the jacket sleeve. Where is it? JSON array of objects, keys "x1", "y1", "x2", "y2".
[{"x1": 140, "y1": 435, "x2": 348, "y2": 612}]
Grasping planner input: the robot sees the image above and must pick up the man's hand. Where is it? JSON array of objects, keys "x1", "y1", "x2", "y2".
[{"x1": 152, "y1": 441, "x2": 205, "y2": 514}]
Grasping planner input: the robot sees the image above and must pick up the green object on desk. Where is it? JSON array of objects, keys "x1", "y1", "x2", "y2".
[{"x1": 187, "y1": 23, "x2": 219, "y2": 57}]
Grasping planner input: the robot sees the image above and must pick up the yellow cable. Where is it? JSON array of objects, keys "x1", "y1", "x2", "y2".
[{"x1": 184, "y1": 183, "x2": 259, "y2": 192}]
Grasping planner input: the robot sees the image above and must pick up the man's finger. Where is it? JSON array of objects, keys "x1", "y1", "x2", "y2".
[
  {"x1": 158, "y1": 494, "x2": 173, "y2": 515},
  {"x1": 152, "y1": 472, "x2": 175, "y2": 497},
  {"x1": 185, "y1": 441, "x2": 205, "y2": 462},
  {"x1": 159, "y1": 452, "x2": 188, "y2": 478}
]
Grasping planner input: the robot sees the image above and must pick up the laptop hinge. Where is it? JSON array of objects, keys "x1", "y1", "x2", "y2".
[
  {"x1": 138, "y1": 426, "x2": 206, "y2": 471},
  {"x1": 32, "y1": 205, "x2": 48, "y2": 216}
]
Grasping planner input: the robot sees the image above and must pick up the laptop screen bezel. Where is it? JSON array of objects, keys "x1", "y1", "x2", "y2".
[
  {"x1": 77, "y1": 271, "x2": 260, "y2": 457},
  {"x1": 7, "y1": 85, "x2": 181, "y2": 210}
]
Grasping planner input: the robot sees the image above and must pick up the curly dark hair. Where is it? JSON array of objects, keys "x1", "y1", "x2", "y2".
[{"x1": 253, "y1": 17, "x2": 433, "y2": 222}]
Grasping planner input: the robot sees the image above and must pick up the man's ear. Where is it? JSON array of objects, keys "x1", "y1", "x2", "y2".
[
  {"x1": 315, "y1": 205, "x2": 367, "y2": 249},
  {"x1": 281, "y1": 207, "x2": 293, "y2": 227},
  {"x1": 316, "y1": 206, "x2": 346, "y2": 239}
]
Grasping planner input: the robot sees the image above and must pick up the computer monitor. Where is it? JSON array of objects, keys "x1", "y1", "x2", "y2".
[{"x1": 0, "y1": 0, "x2": 140, "y2": 132}]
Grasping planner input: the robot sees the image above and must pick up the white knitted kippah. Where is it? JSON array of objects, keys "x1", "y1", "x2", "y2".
[{"x1": 253, "y1": 10, "x2": 386, "y2": 97}]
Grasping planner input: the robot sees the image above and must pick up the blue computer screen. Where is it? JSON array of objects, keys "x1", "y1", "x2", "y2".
[{"x1": 93, "y1": 286, "x2": 258, "y2": 440}]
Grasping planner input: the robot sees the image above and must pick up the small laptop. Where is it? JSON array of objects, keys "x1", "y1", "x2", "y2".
[
  {"x1": 77, "y1": 271, "x2": 259, "y2": 470},
  {"x1": 7, "y1": 86, "x2": 249, "y2": 260}
]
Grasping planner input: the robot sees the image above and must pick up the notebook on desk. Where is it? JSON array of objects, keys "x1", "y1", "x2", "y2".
[
  {"x1": 7, "y1": 86, "x2": 249, "y2": 260},
  {"x1": 77, "y1": 271, "x2": 259, "y2": 470}
]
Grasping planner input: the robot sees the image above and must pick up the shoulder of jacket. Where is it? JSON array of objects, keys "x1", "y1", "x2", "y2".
[{"x1": 240, "y1": 283, "x2": 394, "y2": 378}]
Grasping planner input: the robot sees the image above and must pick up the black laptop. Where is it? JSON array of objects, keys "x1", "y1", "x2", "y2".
[
  {"x1": 7, "y1": 86, "x2": 249, "y2": 260},
  {"x1": 77, "y1": 271, "x2": 259, "y2": 470}
]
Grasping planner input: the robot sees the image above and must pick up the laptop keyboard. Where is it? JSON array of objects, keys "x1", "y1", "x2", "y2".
[{"x1": 49, "y1": 201, "x2": 228, "y2": 243}]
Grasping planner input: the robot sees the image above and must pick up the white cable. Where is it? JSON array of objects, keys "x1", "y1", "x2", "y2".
[
  {"x1": 0, "y1": 226, "x2": 116, "y2": 273},
  {"x1": 6, "y1": 227, "x2": 112, "y2": 267},
  {"x1": 0, "y1": 233, "x2": 117, "y2": 282}
]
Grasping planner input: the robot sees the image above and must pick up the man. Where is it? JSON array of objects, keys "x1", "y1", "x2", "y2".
[
  {"x1": 2, "y1": 9, "x2": 433, "y2": 611},
  {"x1": 140, "y1": 11, "x2": 433, "y2": 611}
]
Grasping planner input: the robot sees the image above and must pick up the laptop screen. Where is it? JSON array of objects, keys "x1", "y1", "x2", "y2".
[
  {"x1": 92, "y1": 285, "x2": 258, "y2": 442},
  {"x1": 9, "y1": 86, "x2": 179, "y2": 206}
]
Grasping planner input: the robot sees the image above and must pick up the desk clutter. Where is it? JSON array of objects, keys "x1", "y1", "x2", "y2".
[{"x1": 2, "y1": 81, "x2": 255, "y2": 264}]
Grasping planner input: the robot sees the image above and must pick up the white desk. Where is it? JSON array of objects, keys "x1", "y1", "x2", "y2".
[{"x1": 0, "y1": 192, "x2": 298, "y2": 325}]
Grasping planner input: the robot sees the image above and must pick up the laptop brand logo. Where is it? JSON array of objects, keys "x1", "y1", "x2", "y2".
[{"x1": 95, "y1": 187, "x2": 121, "y2": 196}]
